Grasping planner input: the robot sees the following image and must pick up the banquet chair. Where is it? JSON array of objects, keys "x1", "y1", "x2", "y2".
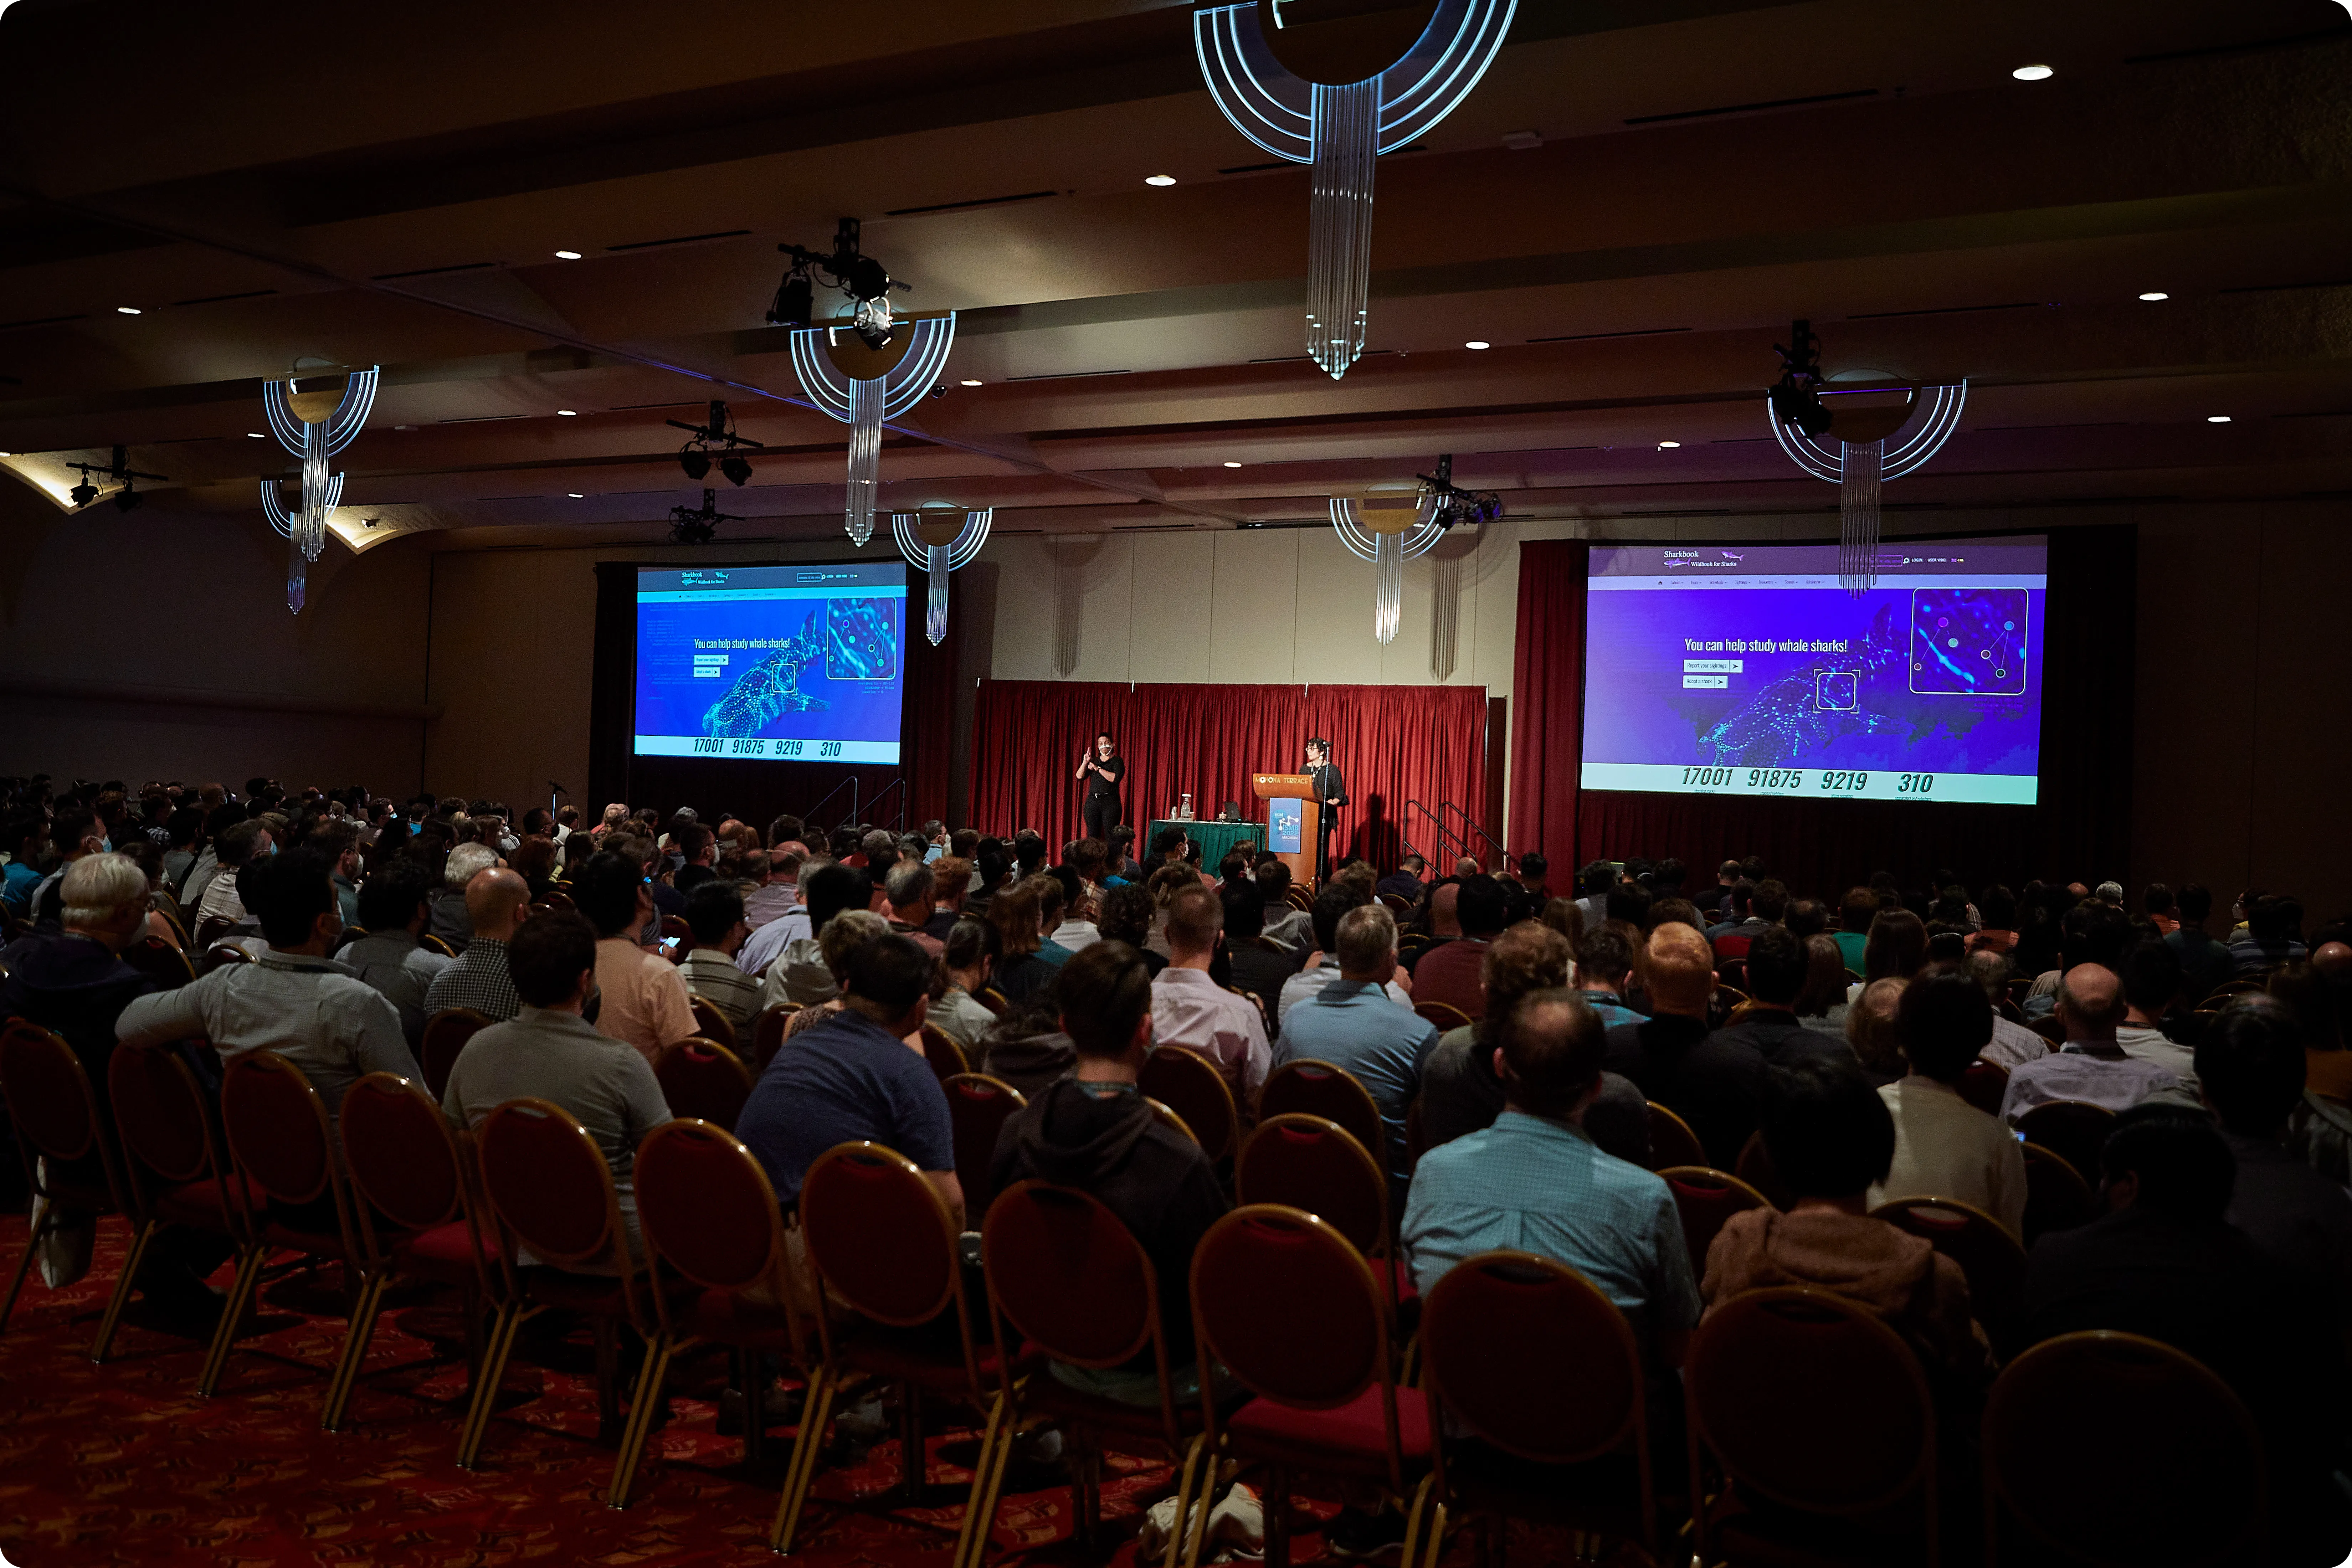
[
  {"x1": 1257, "y1": 1060, "x2": 1384, "y2": 1173},
  {"x1": 921, "y1": 1024, "x2": 971, "y2": 1083},
  {"x1": 1957, "y1": 1060, "x2": 2010, "y2": 1116},
  {"x1": 2019, "y1": 1143, "x2": 2097, "y2": 1245},
  {"x1": 1657, "y1": 1166, "x2": 1772, "y2": 1277},
  {"x1": 653, "y1": 1037, "x2": 754, "y2": 1130},
  {"x1": 102, "y1": 1040, "x2": 251, "y2": 1365},
  {"x1": 1735, "y1": 1129, "x2": 1798, "y2": 1209},
  {"x1": 1413, "y1": 1000, "x2": 1473, "y2": 1034},
  {"x1": 419, "y1": 1008, "x2": 493, "y2": 1101},
  {"x1": 2015, "y1": 1100, "x2": 2115, "y2": 1186},
  {"x1": 1140, "y1": 1045, "x2": 1240, "y2": 1162},
  {"x1": 1236, "y1": 1114, "x2": 1409, "y2": 1322},
  {"x1": 1644, "y1": 1103, "x2": 1706, "y2": 1172},
  {"x1": 119, "y1": 934, "x2": 194, "y2": 989},
  {"x1": 747, "y1": 1003, "x2": 797, "y2": 1074},
  {"x1": 943, "y1": 1073, "x2": 1027, "y2": 1223},
  {"x1": 0, "y1": 1022, "x2": 135, "y2": 1346},
  {"x1": 1868, "y1": 1195, "x2": 2029, "y2": 1354},
  {"x1": 687, "y1": 996, "x2": 738, "y2": 1050}
]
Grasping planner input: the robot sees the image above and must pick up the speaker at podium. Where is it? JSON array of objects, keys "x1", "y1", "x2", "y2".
[{"x1": 1252, "y1": 772, "x2": 1320, "y2": 888}]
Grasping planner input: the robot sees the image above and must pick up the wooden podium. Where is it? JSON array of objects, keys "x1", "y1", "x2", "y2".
[{"x1": 1252, "y1": 772, "x2": 1320, "y2": 888}]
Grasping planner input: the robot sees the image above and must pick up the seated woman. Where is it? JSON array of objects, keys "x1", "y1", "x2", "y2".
[
  {"x1": 1701, "y1": 1059, "x2": 1986, "y2": 1389},
  {"x1": 781, "y1": 909, "x2": 890, "y2": 1041}
]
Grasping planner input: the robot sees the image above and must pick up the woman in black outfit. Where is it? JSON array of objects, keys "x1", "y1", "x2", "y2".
[{"x1": 1075, "y1": 731, "x2": 1126, "y2": 845}]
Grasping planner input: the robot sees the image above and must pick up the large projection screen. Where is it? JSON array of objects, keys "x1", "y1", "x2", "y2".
[
  {"x1": 632, "y1": 561, "x2": 909, "y2": 764},
  {"x1": 1580, "y1": 536, "x2": 2047, "y2": 805}
]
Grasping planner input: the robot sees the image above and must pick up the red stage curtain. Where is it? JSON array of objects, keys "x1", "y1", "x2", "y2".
[
  {"x1": 1507, "y1": 540, "x2": 1590, "y2": 877},
  {"x1": 969, "y1": 681, "x2": 1487, "y2": 870}
]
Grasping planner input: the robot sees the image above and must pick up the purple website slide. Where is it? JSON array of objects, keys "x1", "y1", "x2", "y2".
[{"x1": 1580, "y1": 538, "x2": 2046, "y2": 804}]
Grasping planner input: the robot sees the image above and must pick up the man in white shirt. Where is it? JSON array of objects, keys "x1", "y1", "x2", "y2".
[
  {"x1": 1873, "y1": 968, "x2": 2028, "y2": 1239},
  {"x1": 1047, "y1": 867, "x2": 1100, "y2": 954},
  {"x1": 744, "y1": 847, "x2": 800, "y2": 929},
  {"x1": 1254, "y1": 860, "x2": 1314, "y2": 956},
  {"x1": 1278, "y1": 885, "x2": 1413, "y2": 1023},
  {"x1": 1149, "y1": 883, "x2": 1270, "y2": 1099},
  {"x1": 196, "y1": 819, "x2": 273, "y2": 929}
]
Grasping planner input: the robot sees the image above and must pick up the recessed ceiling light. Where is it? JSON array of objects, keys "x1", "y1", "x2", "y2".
[
  {"x1": 1464, "y1": 340, "x2": 1490, "y2": 350},
  {"x1": 1223, "y1": 461, "x2": 1243, "y2": 468},
  {"x1": 556, "y1": 409, "x2": 577, "y2": 416},
  {"x1": 1657, "y1": 440, "x2": 1681, "y2": 449},
  {"x1": 960, "y1": 378, "x2": 983, "y2": 386},
  {"x1": 246, "y1": 431, "x2": 266, "y2": 439},
  {"x1": 568, "y1": 492, "x2": 585, "y2": 498},
  {"x1": 2207, "y1": 415, "x2": 2232, "y2": 423},
  {"x1": 2012, "y1": 63, "x2": 2054, "y2": 81},
  {"x1": 554, "y1": 250, "x2": 582, "y2": 260},
  {"x1": 2139, "y1": 291, "x2": 2169, "y2": 301},
  {"x1": 115, "y1": 306, "x2": 142, "y2": 315},
  {"x1": 1144, "y1": 175, "x2": 1177, "y2": 187}
]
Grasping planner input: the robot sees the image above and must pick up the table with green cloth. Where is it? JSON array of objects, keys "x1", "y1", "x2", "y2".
[{"x1": 1145, "y1": 819, "x2": 1266, "y2": 867}]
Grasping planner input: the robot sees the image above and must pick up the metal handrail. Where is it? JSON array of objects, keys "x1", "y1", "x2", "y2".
[
  {"x1": 1438, "y1": 801, "x2": 1512, "y2": 872},
  {"x1": 1402, "y1": 800, "x2": 1468, "y2": 869},
  {"x1": 866, "y1": 777, "x2": 909, "y2": 834},
  {"x1": 801, "y1": 775, "x2": 860, "y2": 834}
]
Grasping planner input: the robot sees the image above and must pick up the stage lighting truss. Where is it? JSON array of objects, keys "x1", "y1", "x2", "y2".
[
  {"x1": 259, "y1": 365, "x2": 379, "y2": 614},
  {"x1": 788, "y1": 312, "x2": 957, "y2": 545},
  {"x1": 890, "y1": 507, "x2": 993, "y2": 646},
  {"x1": 1194, "y1": 0, "x2": 1516, "y2": 379},
  {"x1": 1330, "y1": 492, "x2": 1443, "y2": 645},
  {"x1": 669, "y1": 488, "x2": 739, "y2": 546},
  {"x1": 1769, "y1": 379, "x2": 1967, "y2": 596},
  {"x1": 65, "y1": 445, "x2": 168, "y2": 514},
  {"x1": 669, "y1": 400, "x2": 763, "y2": 486}
]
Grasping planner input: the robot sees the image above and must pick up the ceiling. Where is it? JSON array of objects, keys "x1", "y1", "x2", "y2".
[{"x1": 2, "y1": 0, "x2": 2350, "y2": 554}]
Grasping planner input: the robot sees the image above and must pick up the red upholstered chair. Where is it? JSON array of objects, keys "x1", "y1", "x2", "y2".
[
  {"x1": 1235, "y1": 1114, "x2": 1410, "y2": 1322},
  {"x1": 119, "y1": 934, "x2": 195, "y2": 989},
  {"x1": 1140, "y1": 1045, "x2": 1240, "y2": 1163},
  {"x1": 921, "y1": 1023, "x2": 971, "y2": 1083},
  {"x1": 1188, "y1": 1204, "x2": 1436, "y2": 1568},
  {"x1": 686, "y1": 996, "x2": 737, "y2": 1050},
  {"x1": 1869, "y1": 1195, "x2": 2029, "y2": 1354},
  {"x1": 1983, "y1": 1331, "x2": 2265, "y2": 1566},
  {"x1": 2015, "y1": 1100, "x2": 2115, "y2": 1186},
  {"x1": 747, "y1": 1003, "x2": 796, "y2": 1075},
  {"x1": 980, "y1": 1181, "x2": 1213, "y2": 1564},
  {"x1": 1421, "y1": 1251, "x2": 1661, "y2": 1561},
  {"x1": 2020, "y1": 1142, "x2": 2096, "y2": 1245},
  {"x1": 465, "y1": 1098, "x2": 672, "y2": 1472},
  {"x1": 214, "y1": 1051, "x2": 362, "y2": 1399},
  {"x1": 1735, "y1": 1129, "x2": 1798, "y2": 1210},
  {"x1": 1645, "y1": 1102, "x2": 1706, "y2": 1172},
  {"x1": 1956, "y1": 1060, "x2": 2010, "y2": 1117},
  {"x1": 1257, "y1": 1059, "x2": 1385, "y2": 1174},
  {"x1": 1686, "y1": 1286, "x2": 1940, "y2": 1567},
  {"x1": 628, "y1": 1119, "x2": 826, "y2": 1525},
  {"x1": 329, "y1": 1072, "x2": 501, "y2": 1434},
  {"x1": 0, "y1": 1022, "x2": 134, "y2": 1347},
  {"x1": 1413, "y1": 999, "x2": 1473, "y2": 1034},
  {"x1": 102, "y1": 1040, "x2": 252, "y2": 1364},
  {"x1": 792, "y1": 1141, "x2": 1008, "y2": 1554},
  {"x1": 419, "y1": 1008, "x2": 493, "y2": 1101},
  {"x1": 199, "y1": 942, "x2": 252, "y2": 975},
  {"x1": 193, "y1": 915, "x2": 236, "y2": 950},
  {"x1": 1657, "y1": 1166, "x2": 1773, "y2": 1277},
  {"x1": 653, "y1": 1037, "x2": 754, "y2": 1130},
  {"x1": 943, "y1": 1073, "x2": 1027, "y2": 1222}
]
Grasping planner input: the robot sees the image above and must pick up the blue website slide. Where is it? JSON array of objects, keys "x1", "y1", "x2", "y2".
[
  {"x1": 633, "y1": 562, "x2": 908, "y2": 764},
  {"x1": 1579, "y1": 538, "x2": 2047, "y2": 804}
]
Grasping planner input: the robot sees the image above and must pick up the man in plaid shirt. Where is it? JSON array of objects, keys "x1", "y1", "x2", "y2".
[{"x1": 422, "y1": 867, "x2": 529, "y2": 1022}]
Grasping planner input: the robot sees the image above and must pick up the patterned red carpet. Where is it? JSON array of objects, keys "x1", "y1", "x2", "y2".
[{"x1": 0, "y1": 1214, "x2": 1202, "y2": 1568}]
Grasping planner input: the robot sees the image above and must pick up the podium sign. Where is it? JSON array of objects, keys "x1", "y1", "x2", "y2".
[{"x1": 1252, "y1": 772, "x2": 1320, "y2": 888}]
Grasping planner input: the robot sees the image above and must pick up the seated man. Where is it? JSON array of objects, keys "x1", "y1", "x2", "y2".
[
  {"x1": 1419, "y1": 920, "x2": 1651, "y2": 1165},
  {"x1": 1704, "y1": 1060, "x2": 1983, "y2": 1387},
  {"x1": 1376, "y1": 854, "x2": 1428, "y2": 906},
  {"x1": 0, "y1": 853, "x2": 157, "y2": 1099},
  {"x1": 118, "y1": 847, "x2": 417, "y2": 1130},
  {"x1": 1277, "y1": 904, "x2": 1439, "y2": 1195},
  {"x1": 194, "y1": 817, "x2": 272, "y2": 931},
  {"x1": 1149, "y1": 883, "x2": 1271, "y2": 1100},
  {"x1": 749, "y1": 863, "x2": 862, "y2": 1002},
  {"x1": 736, "y1": 934, "x2": 959, "y2": 1214},
  {"x1": 1573, "y1": 924, "x2": 1647, "y2": 1029},
  {"x1": 343, "y1": 860, "x2": 455, "y2": 1047},
  {"x1": 992, "y1": 941, "x2": 1229, "y2": 1404},
  {"x1": 441, "y1": 911, "x2": 673, "y2": 1267},
  {"x1": 1962, "y1": 949, "x2": 2048, "y2": 1070},
  {"x1": 1602, "y1": 923, "x2": 1766, "y2": 1168},
  {"x1": 1406, "y1": 986, "x2": 1698, "y2": 1379},
  {"x1": 2115, "y1": 938, "x2": 2197, "y2": 1089},
  {"x1": 677, "y1": 880, "x2": 761, "y2": 1033},
  {"x1": 1278, "y1": 884, "x2": 1413, "y2": 1022},
  {"x1": 572, "y1": 849, "x2": 697, "y2": 1063},
  {"x1": 1999, "y1": 963, "x2": 2180, "y2": 1122},
  {"x1": 421, "y1": 867, "x2": 530, "y2": 1023},
  {"x1": 1255, "y1": 859, "x2": 1314, "y2": 956},
  {"x1": 1872, "y1": 967, "x2": 2028, "y2": 1237},
  {"x1": 885, "y1": 859, "x2": 948, "y2": 957},
  {"x1": 429, "y1": 843, "x2": 498, "y2": 954},
  {"x1": 1218, "y1": 882, "x2": 1302, "y2": 1043},
  {"x1": 1031, "y1": 875, "x2": 1076, "y2": 968},
  {"x1": 1044, "y1": 866, "x2": 1099, "y2": 955},
  {"x1": 1409, "y1": 874, "x2": 1507, "y2": 1019},
  {"x1": 744, "y1": 846, "x2": 801, "y2": 931},
  {"x1": 1708, "y1": 925, "x2": 1850, "y2": 1069}
]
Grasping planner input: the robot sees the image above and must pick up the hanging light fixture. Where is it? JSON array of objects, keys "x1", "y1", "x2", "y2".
[
  {"x1": 788, "y1": 314, "x2": 956, "y2": 544},
  {"x1": 259, "y1": 365, "x2": 379, "y2": 613},
  {"x1": 890, "y1": 507, "x2": 993, "y2": 646},
  {"x1": 1195, "y1": 0, "x2": 1516, "y2": 379},
  {"x1": 1330, "y1": 491, "x2": 1443, "y2": 644}
]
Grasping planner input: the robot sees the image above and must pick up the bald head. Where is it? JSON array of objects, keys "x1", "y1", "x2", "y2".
[
  {"x1": 1428, "y1": 881, "x2": 1462, "y2": 938},
  {"x1": 2056, "y1": 962, "x2": 2126, "y2": 1042},
  {"x1": 467, "y1": 867, "x2": 533, "y2": 942},
  {"x1": 2314, "y1": 941, "x2": 2352, "y2": 981},
  {"x1": 1644, "y1": 922, "x2": 1716, "y2": 1018}
]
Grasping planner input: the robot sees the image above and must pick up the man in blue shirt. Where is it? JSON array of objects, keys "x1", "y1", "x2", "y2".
[
  {"x1": 735, "y1": 934, "x2": 960, "y2": 1219},
  {"x1": 1275, "y1": 903, "x2": 1438, "y2": 1195},
  {"x1": 1572, "y1": 924, "x2": 1647, "y2": 1030},
  {"x1": 1404, "y1": 987, "x2": 1700, "y2": 1376}
]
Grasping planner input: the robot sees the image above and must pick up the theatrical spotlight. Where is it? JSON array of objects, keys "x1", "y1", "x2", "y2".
[
  {"x1": 65, "y1": 444, "x2": 167, "y2": 511},
  {"x1": 114, "y1": 485, "x2": 144, "y2": 513},
  {"x1": 70, "y1": 480, "x2": 97, "y2": 507},
  {"x1": 668, "y1": 398, "x2": 763, "y2": 485},
  {"x1": 668, "y1": 488, "x2": 738, "y2": 546},
  {"x1": 1770, "y1": 318, "x2": 1833, "y2": 437},
  {"x1": 1415, "y1": 453, "x2": 1503, "y2": 531},
  {"x1": 768, "y1": 217, "x2": 908, "y2": 345}
]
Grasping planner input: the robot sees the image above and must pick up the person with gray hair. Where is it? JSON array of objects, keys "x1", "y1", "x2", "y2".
[
  {"x1": 429, "y1": 842, "x2": 499, "y2": 953},
  {"x1": 2094, "y1": 880, "x2": 2126, "y2": 906},
  {"x1": 883, "y1": 859, "x2": 944, "y2": 956},
  {"x1": 1962, "y1": 948, "x2": 2050, "y2": 1070},
  {"x1": 1998, "y1": 962, "x2": 2181, "y2": 1121},
  {"x1": 1276, "y1": 903, "x2": 1441, "y2": 1195}
]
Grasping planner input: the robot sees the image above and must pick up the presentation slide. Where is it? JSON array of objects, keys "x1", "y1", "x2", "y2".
[
  {"x1": 1580, "y1": 538, "x2": 2046, "y2": 804},
  {"x1": 633, "y1": 562, "x2": 908, "y2": 763}
]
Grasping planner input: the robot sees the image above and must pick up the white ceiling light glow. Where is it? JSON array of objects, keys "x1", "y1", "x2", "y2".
[
  {"x1": 554, "y1": 250, "x2": 582, "y2": 259},
  {"x1": 2139, "y1": 291, "x2": 2169, "y2": 301},
  {"x1": 1144, "y1": 175, "x2": 1177, "y2": 186},
  {"x1": 959, "y1": 378, "x2": 982, "y2": 386},
  {"x1": 2208, "y1": 415, "x2": 2232, "y2": 423},
  {"x1": 556, "y1": 409, "x2": 577, "y2": 417},
  {"x1": 2012, "y1": 64, "x2": 2054, "y2": 81},
  {"x1": 1464, "y1": 340, "x2": 1491, "y2": 350},
  {"x1": 116, "y1": 306, "x2": 142, "y2": 315},
  {"x1": 1658, "y1": 440, "x2": 1681, "y2": 449}
]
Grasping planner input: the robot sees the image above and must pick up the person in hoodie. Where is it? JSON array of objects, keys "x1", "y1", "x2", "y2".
[
  {"x1": 1701, "y1": 1059, "x2": 1984, "y2": 1389},
  {"x1": 990, "y1": 939, "x2": 1228, "y2": 1405}
]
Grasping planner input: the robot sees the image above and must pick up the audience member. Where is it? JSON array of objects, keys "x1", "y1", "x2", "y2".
[
  {"x1": 1148, "y1": 883, "x2": 1270, "y2": 1099},
  {"x1": 2115, "y1": 938, "x2": 2196, "y2": 1089},
  {"x1": 984, "y1": 878, "x2": 1059, "y2": 1004},
  {"x1": 1409, "y1": 874, "x2": 1506, "y2": 1019},
  {"x1": 417, "y1": 866, "x2": 528, "y2": 1022},
  {"x1": 2164, "y1": 883, "x2": 2233, "y2": 1004},
  {"x1": 928, "y1": 916, "x2": 1000, "y2": 1048},
  {"x1": 1255, "y1": 860, "x2": 1313, "y2": 955},
  {"x1": 1043, "y1": 865, "x2": 1098, "y2": 955},
  {"x1": 1602, "y1": 924, "x2": 1764, "y2": 1167},
  {"x1": 1961, "y1": 948, "x2": 2049, "y2": 1069},
  {"x1": 1573, "y1": 924, "x2": 1645, "y2": 1029},
  {"x1": 1709, "y1": 926, "x2": 1849, "y2": 1069},
  {"x1": 193, "y1": 817, "x2": 271, "y2": 930},
  {"x1": 429, "y1": 843, "x2": 497, "y2": 954},
  {"x1": 0, "y1": 852, "x2": 158, "y2": 1132},
  {"x1": 2229, "y1": 894, "x2": 2307, "y2": 978},
  {"x1": 1278, "y1": 883, "x2": 1412, "y2": 1021},
  {"x1": 440, "y1": 911, "x2": 672, "y2": 1267},
  {"x1": 1376, "y1": 854, "x2": 1427, "y2": 905},
  {"x1": 677, "y1": 880, "x2": 760, "y2": 1032},
  {"x1": 1214, "y1": 881, "x2": 1294, "y2": 1028},
  {"x1": 1278, "y1": 904, "x2": 1439, "y2": 1193},
  {"x1": 344, "y1": 860, "x2": 454, "y2": 1045},
  {"x1": 991, "y1": 940, "x2": 1229, "y2": 1404},
  {"x1": 1711, "y1": 878, "x2": 1785, "y2": 962},
  {"x1": 573, "y1": 849, "x2": 697, "y2": 1062},
  {"x1": 1999, "y1": 963, "x2": 2180, "y2": 1121},
  {"x1": 1845, "y1": 976, "x2": 1910, "y2": 1084},
  {"x1": 1873, "y1": 968, "x2": 2027, "y2": 1237}
]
